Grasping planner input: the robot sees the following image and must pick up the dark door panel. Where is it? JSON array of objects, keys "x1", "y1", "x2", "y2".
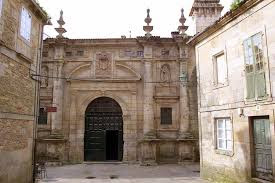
[
  {"x1": 253, "y1": 118, "x2": 273, "y2": 181},
  {"x1": 84, "y1": 97, "x2": 123, "y2": 162}
]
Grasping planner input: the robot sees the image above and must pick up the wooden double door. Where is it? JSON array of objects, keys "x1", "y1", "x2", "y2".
[
  {"x1": 84, "y1": 97, "x2": 123, "y2": 161},
  {"x1": 253, "y1": 117, "x2": 273, "y2": 181}
]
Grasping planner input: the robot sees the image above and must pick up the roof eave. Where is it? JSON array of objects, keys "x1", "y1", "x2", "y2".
[{"x1": 30, "y1": 0, "x2": 49, "y2": 23}]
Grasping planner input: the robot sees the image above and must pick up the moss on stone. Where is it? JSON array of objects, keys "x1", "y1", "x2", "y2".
[{"x1": 201, "y1": 163, "x2": 251, "y2": 183}]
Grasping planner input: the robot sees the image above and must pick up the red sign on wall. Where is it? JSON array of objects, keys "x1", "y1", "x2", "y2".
[{"x1": 47, "y1": 107, "x2": 57, "y2": 112}]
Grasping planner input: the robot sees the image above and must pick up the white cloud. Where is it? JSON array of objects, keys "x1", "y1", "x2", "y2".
[{"x1": 39, "y1": 0, "x2": 232, "y2": 39}]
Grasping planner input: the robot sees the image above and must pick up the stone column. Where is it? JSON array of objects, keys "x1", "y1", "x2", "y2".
[
  {"x1": 143, "y1": 45, "x2": 155, "y2": 139},
  {"x1": 178, "y1": 47, "x2": 192, "y2": 139},
  {"x1": 51, "y1": 44, "x2": 65, "y2": 135}
]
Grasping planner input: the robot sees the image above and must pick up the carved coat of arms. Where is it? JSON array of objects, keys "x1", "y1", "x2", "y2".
[{"x1": 95, "y1": 53, "x2": 112, "y2": 77}]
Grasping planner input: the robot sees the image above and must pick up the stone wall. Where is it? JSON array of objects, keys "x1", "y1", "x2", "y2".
[
  {"x1": 0, "y1": 0, "x2": 46, "y2": 182},
  {"x1": 194, "y1": 0, "x2": 275, "y2": 182},
  {"x1": 38, "y1": 36, "x2": 199, "y2": 165}
]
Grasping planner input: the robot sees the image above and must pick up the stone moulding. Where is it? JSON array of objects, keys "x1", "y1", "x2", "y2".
[
  {"x1": 68, "y1": 64, "x2": 91, "y2": 78},
  {"x1": 139, "y1": 138, "x2": 198, "y2": 143},
  {"x1": 36, "y1": 138, "x2": 67, "y2": 143},
  {"x1": 67, "y1": 63, "x2": 142, "y2": 81}
]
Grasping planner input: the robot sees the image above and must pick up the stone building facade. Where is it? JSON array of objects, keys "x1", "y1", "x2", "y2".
[
  {"x1": 37, "y1": 10, "x2": 199, "y2": 165},
  {"x1": 0, "y1": 0, "x2": 48, "y2": 182},
  {"x1": 189, "y1": 0, "x2": 275, "y2": 182}
]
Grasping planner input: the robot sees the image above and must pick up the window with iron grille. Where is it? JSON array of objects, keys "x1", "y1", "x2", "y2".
[
  {"x1": 161, "y1": 108, "x2": 172, "y2": 125},
  {"x1": 38, "y1": 108, "x2": 47, "y2": 125}
]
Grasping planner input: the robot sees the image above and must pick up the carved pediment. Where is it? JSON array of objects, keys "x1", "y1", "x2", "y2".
[
  {"x1": 114, "y1": 64, "x2": 141, "y2": 80},
  {"x1": 68, "y1": 64, "x2": 91, "y2": 79},
  {"x1": 67, "y1": 63, "x2": 141, "y2": 82}
]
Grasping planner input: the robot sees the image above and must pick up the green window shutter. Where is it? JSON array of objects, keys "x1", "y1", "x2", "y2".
[
  {"x1": 244, "y1": 38, "x2": 256, "y2": 99},
  {"x1": 246, "y1": 73, "x2": 255, "y2": 99},
  {"x1": 255, "y1": 72, "x2": 266, "y2": 98}
]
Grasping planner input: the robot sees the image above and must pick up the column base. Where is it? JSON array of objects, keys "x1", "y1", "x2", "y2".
[
  {"x1": 140, "y1": 140, "x2": 157, "y2": 165},
  {"x1": 178, "y1": 140, "x2": 199, "y2": 163}
]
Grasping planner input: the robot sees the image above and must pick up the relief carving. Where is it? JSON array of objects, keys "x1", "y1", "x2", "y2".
[
  {"x1": 95, "y1": 52, "x2": 112, "y2": 77},
  {"x1": 41, "y1": 66, "x2": 48, "y2": 88},
  {"x1": 160, "y1": 64, "x2": 171, "y2": 83}
]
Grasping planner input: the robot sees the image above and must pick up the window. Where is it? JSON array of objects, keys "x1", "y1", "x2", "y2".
[
  {"x1": 216, "y1": 118, "x2": 232, "y2": 151},
  {"x1": 0, "y1": 0, "x2": 3, "y2": 16},
  {"x1": 161, "y1": 108, "x2": 172, "y2": 125},
  {"x1": 38, "y1": 108, "x2": 47, "y2": 125},
  {"x1": 243, "y1": 33, "x2": 266, "y2": 99},
  {"x1": 214, "y1": 53, "x2": 227, "y2": 85},
  {"x1": 20, "y1": 7, "x2": 32, "y2": 42}
]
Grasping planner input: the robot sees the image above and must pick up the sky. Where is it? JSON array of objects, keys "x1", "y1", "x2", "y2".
[{"x1": 38, "y1": 0, "x2": 232, "y2": 39}]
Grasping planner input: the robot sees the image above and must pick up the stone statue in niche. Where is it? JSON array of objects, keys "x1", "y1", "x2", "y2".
[
  {"x1": 95, "y1": 52, "x2": 112, "y2": 77},
  {"x1": 160, "y1": 64, "x2": 171, "y2": 83},
  {"x1": 41, "y1": 66, "x2": 48, "y2": 87}
]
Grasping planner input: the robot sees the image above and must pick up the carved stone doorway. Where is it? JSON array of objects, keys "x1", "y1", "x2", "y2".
[{"x1": 84, "y1": 97, "x2": 123, "y2": 161}]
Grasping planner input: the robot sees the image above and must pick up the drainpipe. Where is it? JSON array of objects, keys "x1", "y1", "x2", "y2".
[{"x1": 31, "y1": 22, "x2": 44, "y2": 183}]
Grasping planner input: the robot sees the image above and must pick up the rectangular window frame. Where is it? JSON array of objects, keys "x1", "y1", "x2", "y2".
[
  {"x1": 216, "y1": 118, "x2": 232, "y2": 151},
  {"x1": 212, "y1": 49, "x2": 229, "y2": 89},
  {"x1": 20, "y1": 6, "x2": 32, "y2": 42},
  {"x1": 243, "y1": 32, "x2": 268, "y2": 101},
  {"x1": 0, "y1": 0, "x2": 3, "y2": 17},
  {"x1": 213, "y1": 117, "x2": 234, "y2": 156},
  {"x1": 160, "y1": 107, "x2": 172, "y2": 125}
]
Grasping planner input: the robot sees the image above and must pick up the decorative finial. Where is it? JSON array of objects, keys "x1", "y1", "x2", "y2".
[
  {"x1": 55, "y1": 10, "x2": 67, "y2": 38},
  {"x1": 58, "y1": 10, "x2": 65, "y2": 28},
  {"x1": 179, "y1": 9, "x2": 186, "y2": 26},
  {"x1": 178, "y1": 8, "x2": 188, "y2": 37},
  {"x1": 143, "y1": 9, "x2": 153, "y2": 37}
]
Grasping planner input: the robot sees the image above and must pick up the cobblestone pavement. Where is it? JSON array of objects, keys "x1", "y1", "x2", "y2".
[{"x1": 38, "y1": 163, "x2": 208, "y2": 183}]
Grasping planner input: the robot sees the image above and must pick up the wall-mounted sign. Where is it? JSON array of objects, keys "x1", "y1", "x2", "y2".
[{"x1": 47, "y1": 107, "x2": 57, "y2": 112}]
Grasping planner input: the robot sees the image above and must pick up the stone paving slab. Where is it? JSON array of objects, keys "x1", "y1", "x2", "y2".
[{"x1": 39, "y1": 163, "x2": 208, "y2": 183}]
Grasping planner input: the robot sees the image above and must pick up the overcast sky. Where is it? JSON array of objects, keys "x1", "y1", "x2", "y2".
[{"x1": 38, "y1": 0, "x2": 232, "y2": 39}]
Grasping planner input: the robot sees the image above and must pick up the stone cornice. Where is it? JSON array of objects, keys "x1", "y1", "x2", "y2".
[{"x1": 44, "y1": 37, "x2": 179, "y2": 47}]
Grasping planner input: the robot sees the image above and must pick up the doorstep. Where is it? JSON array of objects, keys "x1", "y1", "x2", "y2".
[{"x1": 252, "y1": 178, "x2": 272, "y2": 183}]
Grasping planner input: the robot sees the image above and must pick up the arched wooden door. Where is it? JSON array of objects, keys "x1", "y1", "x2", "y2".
[{"x1": 84, "y1": 97, "x2": 123, "y2": 161}]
